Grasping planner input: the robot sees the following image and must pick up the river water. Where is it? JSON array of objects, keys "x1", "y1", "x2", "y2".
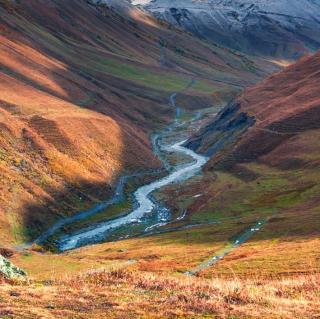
[{"x1": 58, "y1": 139, "x2": 209, "y2": 251}]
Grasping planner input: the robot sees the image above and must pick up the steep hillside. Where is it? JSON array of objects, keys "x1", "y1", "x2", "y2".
[
  {"x1": 177, "y1": 52, "x2": 320, "y2": 276},
  {"x1": 138, "y1": 0, "x2": 320, "y2": 59},
  {"x1": 0, "y1": 0, "x2": 271, "y2": 245},
  {"x1": 0, "y1": 3, "x2": 319, "y2": 317},
  {"x1": 189, "y1": 52, "x2": 320, "y2": 168}
]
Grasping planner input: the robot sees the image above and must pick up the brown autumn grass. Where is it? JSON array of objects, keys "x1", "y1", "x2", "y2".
[
  {"x1": 1, "y1": 268, "x2": 319, "y2": 319},
  {"x1": 0, "y1": 0, "x2": 249, "y2": 246}
]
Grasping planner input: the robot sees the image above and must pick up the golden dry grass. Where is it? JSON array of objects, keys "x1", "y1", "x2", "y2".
[{"x1": 1, "y1": 268, "x2": 319, "y2": 319}]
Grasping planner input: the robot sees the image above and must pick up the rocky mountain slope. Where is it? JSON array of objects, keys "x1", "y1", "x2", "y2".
[
  {"x1": 137, "y1": 0, "x2": 320, "y2": 59},
  {"x1": 0, "y1": 0, "x2": 272, "y2": 245}
]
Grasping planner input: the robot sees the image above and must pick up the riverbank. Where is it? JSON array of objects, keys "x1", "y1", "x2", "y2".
[
  {"x1": 58, "y1": 138, "x2": 209, "y2": 251},
  {"x1": 55, "y1": 98, "x2": 217, "y2": 250},
  {"x1": 32, "y1": 79, "x2": 217, "y2": 251}
]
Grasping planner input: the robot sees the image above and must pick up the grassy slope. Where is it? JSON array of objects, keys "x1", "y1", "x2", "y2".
[
  {"x1": 5, "y1": 90, "x2": 320, "y2": 317},
  {"x1": 10, "y1": 54, "x2": 314, "y2": 283},
  {"x1": 152, "y1": 53, "x2": 320, "y2": 278},
  {"x1": 199, "y1": 53, "x2": 320, "y2": 276},
  {"x1": 0, "y1": 0, "x2": 271, "y2": 245},
  {"x1": 3, "y1": 2, "x2": 317, "y2": 318}
]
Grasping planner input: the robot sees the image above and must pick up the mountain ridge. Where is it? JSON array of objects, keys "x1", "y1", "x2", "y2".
[{"x1": 136, "y1": 0, "x2": 320, "y2": 59}]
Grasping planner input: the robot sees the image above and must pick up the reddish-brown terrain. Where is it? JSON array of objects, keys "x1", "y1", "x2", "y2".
[
  {"x1": 0, "y1": 0, "x2": 273, "y2": 244},
  {"x1": 175, "y1": 52, "x2": 320, "y2": 278},
  {"x1": 198, "y1": 52, "x2": 320, "y2": 170},
  {"x1": 0, "y1": 3, "x2": 319, "y2": 318}
]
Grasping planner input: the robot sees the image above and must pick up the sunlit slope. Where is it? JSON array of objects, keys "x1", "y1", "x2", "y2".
[{"x1": 0, "y1": 0, "x2": 273, "y2": 244}]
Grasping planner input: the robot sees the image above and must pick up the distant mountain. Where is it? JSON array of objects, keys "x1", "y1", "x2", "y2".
[{"x1": 136, "y1": 0, "x2": 320, "y2": 59}]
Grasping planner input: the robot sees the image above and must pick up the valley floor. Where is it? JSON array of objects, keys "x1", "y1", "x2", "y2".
[{"x1": 3, "y1": 105, "x2": 320, "y2": 318}]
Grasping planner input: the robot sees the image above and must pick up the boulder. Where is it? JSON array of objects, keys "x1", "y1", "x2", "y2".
[{"x1": 0, "y1": 255, "x2": 27, "y2": 281}]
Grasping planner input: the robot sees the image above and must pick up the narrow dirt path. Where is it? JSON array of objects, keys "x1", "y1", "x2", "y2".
[{"x1": 186, "y1": 220, "x2": 267, "y2": 276}]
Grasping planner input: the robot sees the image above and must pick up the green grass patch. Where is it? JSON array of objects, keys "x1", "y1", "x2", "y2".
[
  {"x1": 64, "y1": 199, "x2": 132, "y2": 233},
  {"x1": 89, "y1": 56, "x2": 192, "y2": 92}
]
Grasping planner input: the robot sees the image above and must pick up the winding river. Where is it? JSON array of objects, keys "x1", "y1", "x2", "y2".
[
  {"x1": 58, "y1": 139, "x2": 209, "y2": 251},
  {"x1": 32, "y1": 78, "x2": 210, "y2": 252}
]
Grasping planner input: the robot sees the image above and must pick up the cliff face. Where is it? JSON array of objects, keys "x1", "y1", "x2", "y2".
[{"x1": 185, "y1": 102, "x2": 255, "y2": 158}]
